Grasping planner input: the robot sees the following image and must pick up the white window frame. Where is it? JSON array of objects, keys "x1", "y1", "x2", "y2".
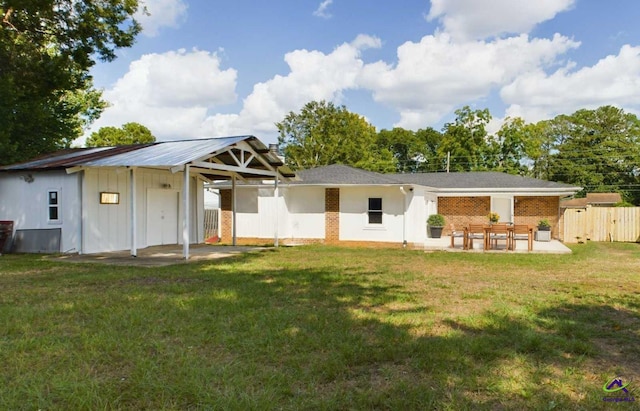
[
  {"x1": 367, "y1": 197, "x2": 383, "y2": 225},
  {"x1": 47, "y1": 188, "x2": 62, "y2": 224}
]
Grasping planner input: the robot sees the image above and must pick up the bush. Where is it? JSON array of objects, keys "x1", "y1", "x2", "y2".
[
  {"x1": 538, "y1": 219, "x2": 551, "y2": 229},
  {"x1": 427, "y1": 214, "x2": 446, "y2": 227}
]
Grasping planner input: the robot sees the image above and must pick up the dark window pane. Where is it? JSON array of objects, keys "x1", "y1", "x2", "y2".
[
  {"x1": 368, "y1": 197, "x2": 382, "y2": 211},
  {"x1": 49, "y1": 191, "x2": 58, "y2": 205},
  {"x1": 49, "y1": 207, "x2": 58, "y2": 220},
  {"x1": 368, "y1": 211, "x2": 382, "y2": 224}
]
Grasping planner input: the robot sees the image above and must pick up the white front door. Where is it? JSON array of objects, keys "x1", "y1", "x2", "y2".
[{"x1": 147, "y1": 189, "x2": 179, "y2": 246}]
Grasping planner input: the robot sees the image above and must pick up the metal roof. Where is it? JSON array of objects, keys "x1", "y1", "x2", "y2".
[{"x1": 1, "y1": 136, "x2": 295, "y2": 178}]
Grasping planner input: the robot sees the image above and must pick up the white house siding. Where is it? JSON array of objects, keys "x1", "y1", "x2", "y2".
[
  {"x1": 83, "y1": 168, "x2": 203, "y2": 254},
  {"x1": 339, "y1": 186, "x2": 405, "y2": 243},
  {"x1": 285, "y1": 186, "x2": 325, "y2": 240},
  {"x1": 405, "y1": 187, "x2": 427, "y2": 244},
  {"x1": 0, "y1": 170, "x2": 81, "y2": 253}
]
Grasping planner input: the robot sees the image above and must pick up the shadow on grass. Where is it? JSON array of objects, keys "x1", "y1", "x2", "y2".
[{"x1": 1, "y1": 250, "x2": 639, "y2": 410}]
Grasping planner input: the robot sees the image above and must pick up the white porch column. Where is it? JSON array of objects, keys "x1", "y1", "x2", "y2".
[
  {"x1": 183, "y1": 164, "x2": 190, "y2": 259},
  {"x1": 130, "y1": 167, "x2": 137, "y2": 257},
  {"x1": 274, "y1": 176, "x2": 279, "y2": 247},
  {"x1": 232, "y1": 175, "x2": 237, "y2": 246}
]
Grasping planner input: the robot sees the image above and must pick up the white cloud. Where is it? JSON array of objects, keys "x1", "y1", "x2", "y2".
[
  {"x1": 501, "y1": 44, "x2": 640, "y2": 122},
  {"x1": 359, "y1": 32, "x2": 579, "y2": 129},
  {"x1": 85, "y1": 49, "x2": 237, "y2": 142},
  {"x1": 313, "y1": 0, "x2": 333, "y2": 19},
  {"x1": 427, "y1": 0, "x2": 575, "y2": 41},
  {"x1": 136, "y1": 0, "x2": 188, "y2": 37},
  {"x1": 201, "y1": 35, "x2": 382, "y2": 137}
]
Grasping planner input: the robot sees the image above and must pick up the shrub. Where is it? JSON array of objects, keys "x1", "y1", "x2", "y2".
[{"x1": 427, "y1": 214, "x2": 446, "y2": 227}]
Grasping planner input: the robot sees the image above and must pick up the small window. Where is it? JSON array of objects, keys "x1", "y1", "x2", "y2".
[
  {"x1": 48, "y1": 190, "x2": 60, "y2": 222},
  {"x1": 100, "y1": 192, "x2": 120, "y2": 204},
  {"x1": 368, "y1": 197, "x2": 383, "y2": 224}
]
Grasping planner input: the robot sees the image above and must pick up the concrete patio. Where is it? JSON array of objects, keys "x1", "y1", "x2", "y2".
[
  {"x1": 423, "y1": 236, "x2": 572, "y2": 254},
  {"x1": 51, "y1": 244, "x2": 271, "y2": 267}
]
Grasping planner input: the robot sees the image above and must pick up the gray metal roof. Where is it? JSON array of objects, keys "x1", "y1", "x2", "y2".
[
  {"x1": 1, "y1": 136, "x2": 295, "y2": 178},
  {"x1": 82, "y1": 136, "x2": 249, "y2": 167}
]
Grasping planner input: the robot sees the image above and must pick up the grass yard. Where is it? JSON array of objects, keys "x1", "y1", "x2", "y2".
[{"x1": 1, "y1": 242, "x2": 639, "y2": 410}]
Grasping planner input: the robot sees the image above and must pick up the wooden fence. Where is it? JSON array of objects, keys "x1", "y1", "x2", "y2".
[
  {"x1": 204, "y1": 209, "x2": 220, "y2": 240},
  {"x1": 563, "y1": 207, "x2": 640, "y2": 243}
]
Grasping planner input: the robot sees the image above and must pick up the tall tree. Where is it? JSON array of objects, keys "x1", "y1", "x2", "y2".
[
  {"x1": 438, "y1": 106, "x2": 493, "y2": 171},
  {"x1": 377, "y1": 127, "x2": 443, "y2": 173},
  {"x1": 0, "y1": 1, "x2": 141, "y2": 165},
  {"x1": 276, "y1": 100, "x2": 395, "y2": 172},
  {"x1": 548, "y1": 106, "x2": 640, "y2": 203},
  {"x1": 86, "y1": 122, "x2": 156, "y2": 147}
]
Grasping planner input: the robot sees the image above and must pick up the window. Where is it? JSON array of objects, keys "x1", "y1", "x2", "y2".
[
  {"x1": 100, "y1": 192, "x2": 120, "y2": 204},
  {"x1": 48, "y1": 190, "x2": 60, "y2": 222},
  {"x1": 368, "y1": 197, "x2": 382, "y2": 224}
]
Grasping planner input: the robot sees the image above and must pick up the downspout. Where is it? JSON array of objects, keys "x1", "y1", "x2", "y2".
[{"x1": 400, "y1": 186, "x2": 408, "y2": 248}]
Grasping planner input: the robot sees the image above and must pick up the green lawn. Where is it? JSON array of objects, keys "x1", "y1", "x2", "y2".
[{"x1": 1, "y1": 242, "x2": 639, "y2": 410}]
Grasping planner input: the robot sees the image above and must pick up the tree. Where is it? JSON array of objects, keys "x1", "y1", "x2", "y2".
[
  {"x1": 86, "y1": 122, "x2": 156, "y2": 147},
  {"x1": 548, "y1": 106, "x2": 640, "y2": 203},
  {"x1": 276, "y1": 100, "x2": 395, "y2": 172},
  {"x1": 376, "y1": 127, "x2": 443, "y2": 173},
  {"x1": 438, "y1": 106, "x2": 493, "y2": 171},
  {"x1": 0, "y1": 1, "x2": 141, "y2": 165}
]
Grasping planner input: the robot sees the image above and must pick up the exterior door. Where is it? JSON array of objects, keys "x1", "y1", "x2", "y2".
[
  {"x1": 147, "y1": 189, "x2": 179, "y2": 246},
  {"x1": 492, "y1": 197, "x2": 513, "y2": 223}
]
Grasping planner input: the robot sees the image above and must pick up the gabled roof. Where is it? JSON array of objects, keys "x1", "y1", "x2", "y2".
[
  {"x1": 561, "y1": 192, "x2": 622, "y2": 208},
  {"x1": 1, "y1": 136, "x2": 295, "y2": 179}
]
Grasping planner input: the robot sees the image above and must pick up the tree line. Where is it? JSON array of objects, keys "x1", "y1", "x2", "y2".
[{"x1": 277, "y1": 101, "x2": 640, "y2": 204}]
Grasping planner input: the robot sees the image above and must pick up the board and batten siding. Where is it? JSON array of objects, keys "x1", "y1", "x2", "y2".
[
  {"x1": 0, "y1": 170, "x2": 81, "y2": 253},
  {"x1": 82, "y1": 168, "x2": 203, "y2": 254}
]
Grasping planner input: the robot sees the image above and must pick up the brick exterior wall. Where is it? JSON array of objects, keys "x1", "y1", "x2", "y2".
[
  {"x1": 514, "y1": 196, "x2": 560, "y2": 239},
  {"x1": 325, "y1": 188, "x2": 340, "y2": 244},
  {"x1": 438, "y1": 196, "x2": 491, "y2": 235},
  {"x1": 438, "y1": 195, "x2": 561, "y2": 239},
  {"x1": 220, "y1": 189, "x2": 232, "y2": 243}
]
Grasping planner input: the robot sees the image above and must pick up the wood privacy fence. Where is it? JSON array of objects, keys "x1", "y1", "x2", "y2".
[
  {"x1": 204, "y1": 209, "x2": 220, "y2": 240},
  {"x1": 563, "y1": 207, "x2": 640, "y2": 243}
]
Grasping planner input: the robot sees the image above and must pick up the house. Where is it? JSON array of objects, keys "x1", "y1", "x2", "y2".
[
  {"x1": 561, "y1": 192, "x2": 622, "y2": 208},
  {"x1": 0, "y1": 136, "x2": 293, "y2": 258},
  {"x1": 216, "y1": 164, "x2": 582, "y2": 247}
]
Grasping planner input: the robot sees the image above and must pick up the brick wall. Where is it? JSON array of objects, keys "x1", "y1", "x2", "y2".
[
  {"x1": 220, "y1": 189, "x2": 232, "y2": 243},
  {"x1": 438, "y1": 196, "x2": 561, "y2": 239},
  {"x1": 325, "y1": 188, "x2": 340, "y2": 244},
  {"x1": 514, "y1": 196, "x2": 560, "y2": 238},
  {"x1": 438, "y1": 196, "x2": 491, "y2": 234}
]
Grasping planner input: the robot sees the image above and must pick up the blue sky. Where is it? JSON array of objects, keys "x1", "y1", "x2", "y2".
[{"x1": 85, "y1": 0, "x2": 640, "y2": 145}]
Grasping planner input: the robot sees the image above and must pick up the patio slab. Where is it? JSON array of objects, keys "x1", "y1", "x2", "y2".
[
  {"x1": 423, "y1": 236, "x2": 572, "y2": 254},
  {"x1": 51, "y1": 244, "x2": 270, "y2": 267}
]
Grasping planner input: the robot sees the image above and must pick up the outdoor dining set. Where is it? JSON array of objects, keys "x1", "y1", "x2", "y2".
[{"x1": 450, "y1": 223, "x2": 535, "y2": 251}]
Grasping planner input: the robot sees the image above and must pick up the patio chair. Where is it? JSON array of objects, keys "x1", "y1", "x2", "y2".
[
  {"x1": 466, "y1": 224, "x2": 486, "y2": 250},
  {"x1": 449, "y1": 224, "x2": 465, "y2": 249},
  {"x1": 512, "y1": 224, "x2": 533, "y2": 251},
  {"x1": 489, "y1": 223, "x2": 509, "y2": 250}
]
